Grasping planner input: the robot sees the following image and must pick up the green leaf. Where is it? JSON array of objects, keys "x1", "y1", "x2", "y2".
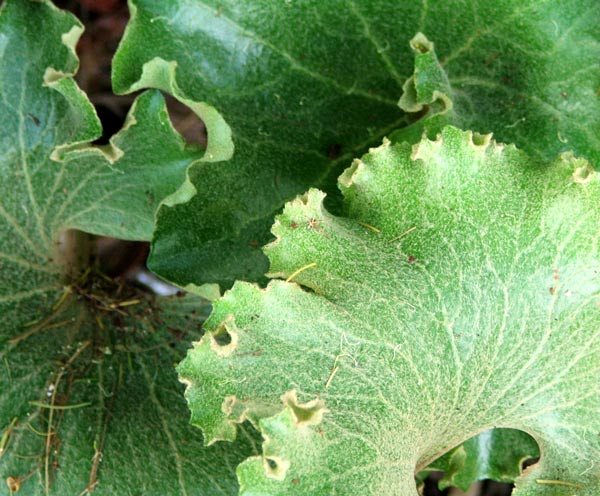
[
  {"x1": 0, "y1": 1, "x2": 256, "y2": 493},
  {"x1": 2, "y1": 291, "x2": 258, "y2": 496},
  {"x1": 423, "y1": 428, "x2": 540, "y2": 492},
  {"x1": 0, "y1": 0, "x2": 189, "y2": 349},
  {"x1": 178, "y1": 126, "x2": 600, "y2": 495},
  {"x1": 0, "y1": 0, "x2": 210, "y2": 247},
  {"x1": 390, "y1": 32, "x2": 455, "y2": 145},
  {"x1": 113, "y1": 0, "x2": 600, "y2": 288}
]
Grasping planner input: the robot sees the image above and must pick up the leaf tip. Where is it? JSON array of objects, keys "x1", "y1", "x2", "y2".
[
  {"x1": 42, "y1": 67, "x2": 68, "y2": 86},
  {"x1": 263, "y1": 455, "x2": 292, "y2": 481},
  {"x1": 222, "y1": 395, "x2": 250, "y2": 424},
  {"x1": 61, "y1": 22, "x2": 84, "y2": 60},
  {"x1": 42, "y1": 19, "x2": 84, "y2": 86},
  {"x1": 410, "y1": 32, "x2": 434, "y2": 54},
  {"x1": 266, "y1": 188, "x2": 328, "y2": 245},
  {"x1": 411, "y1": 126, "x2": 494, "y2": 163},
  {"x1": 338, "y1": 158, "x2": 364, "y2": 189},
  {"x1": 209, "y1": 315, "x2": 239, "y2": 357},
  {"x1": 114, "y1": 56, "x2": 234, "y2": 163},
  {"x1": 470, "y1": 131, "x2": 493, "y2": 149},
  {"x1": 572, "y1": 160, "x2": 595, "y2": 184},
  {"x1": 281, "y1": 390, "x2": 328, "y2": 428},
  {"x1": 370, "y1": 136, "x2": 391, "y2": 153}
]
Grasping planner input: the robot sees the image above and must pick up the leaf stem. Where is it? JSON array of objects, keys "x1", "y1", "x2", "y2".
[
  {"x1": 536, "y1": 479, "x2": 583, "y2": 489},
  {"x1": 285, "y1": 262, "x2": 317, "y2": 283}
]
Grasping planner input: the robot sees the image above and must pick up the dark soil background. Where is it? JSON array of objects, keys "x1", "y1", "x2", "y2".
[{"x1": 52, "y1": 1, "x2": 516, "y2": 494}]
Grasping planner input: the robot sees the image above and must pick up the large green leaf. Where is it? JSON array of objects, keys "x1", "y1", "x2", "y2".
[
  {"x1": 0, "y1": 1, "x2": 255, "y2": 493},
  {"x1": 112, "y1": 0, "x2": 600, "y2": 288},
  {"x1": 178, "y1": 126, "x2": 600, "y2": 495},
  {"x1": 1, "y1": 289, "x2": 258, "y2": 496}
]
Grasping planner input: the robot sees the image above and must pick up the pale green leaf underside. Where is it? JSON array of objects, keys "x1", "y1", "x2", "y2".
[
  {"x1": 0, "y1": 1, "x2": 255, "y2": 494},
  {"x1": 179, "y1": 127, "x2": 600, "y2": 495},
  {"x1": 113, "y1": 0, "x2": 600, "y2": 288}
]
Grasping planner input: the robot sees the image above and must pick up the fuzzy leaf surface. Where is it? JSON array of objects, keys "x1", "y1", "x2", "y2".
[
  {"x1": 0, "y1": 1, "x2": 255, "y2": 494},
  {"x1": 113, "y1": 0, "x2": 600, "y2": 288},
  {"x1": 179, "y1": 127, "x2": 600, "y2": 495}
]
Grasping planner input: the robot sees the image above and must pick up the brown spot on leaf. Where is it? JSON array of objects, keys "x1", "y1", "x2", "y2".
[{"x1": 7, "y1": 476, "x2": 22, "y2": 493}]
